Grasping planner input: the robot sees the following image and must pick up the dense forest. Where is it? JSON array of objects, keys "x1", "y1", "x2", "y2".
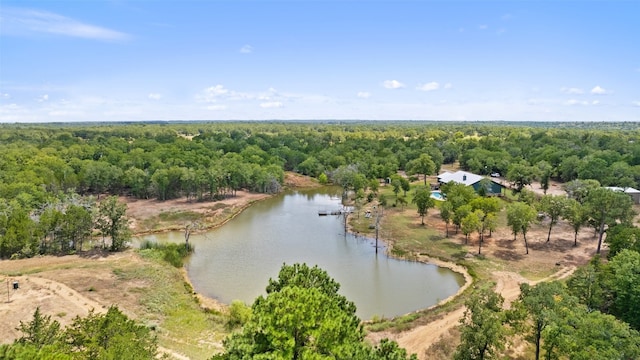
[
  {"x1": 1, "y1": 121, "x2": 640, "y2": 258},
  {"x1": 1, "y1": 121, "x2": 640, "y2": 359}
]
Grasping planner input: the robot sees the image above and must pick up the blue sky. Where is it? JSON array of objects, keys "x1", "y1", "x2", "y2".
[{"x1": 1, "y1": 0, "x2": 638, "y2": 122}]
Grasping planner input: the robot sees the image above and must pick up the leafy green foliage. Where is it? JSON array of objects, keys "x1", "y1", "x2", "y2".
[
  {"x1": 584, "y1": 187, "x2": 635, "y2": 254},
  {"x1": 605, "y1": 224, "x2": 640, "y2": 259},
  {"x1": 411, "y1": 186, "x2": 435, "y2": 225},
  {"x1": 139, "y1": 240, "x2": 194, "y2": 267},
  {"x1": 213, "y1": 263, "x2": 415, "y2": 360},
  {"x1": 227, "y1": 300, "x2": 252, "y2": 329},
  {"x1": 406, "y1": 154, "x2": 435, "y2": 186},
  {"x1": 606, "y1": 249, "x2": 640, "y2": 330},
  {"x1": 96, "y1": 196, "x2": 131, "y2": 252},
  {"x1": 15, "y1": 307, "x2": 62, "y2": 349},
  {"x1": 454, "y1": 287, "x2": 507, "y2": 360},
  {"x1": 506, "y1": 202, "x2": 537, "y2": 254},
  {"x1": 537, "y1": 195, "x2": 568, "y2": 243},
  {"x1": 2, "y1": 306, "x2": 157, "y2": 360},
  {"x1": 513, "y1": 281, "x2": 576, "y2": 360}
]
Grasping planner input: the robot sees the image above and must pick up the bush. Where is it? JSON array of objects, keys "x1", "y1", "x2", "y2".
[
  {"x1": 139, "y1": 241, "x2": 194, "y2": 268},
  {"x1": 227, "y1": 300, "x2": 252, "y2": 328}
]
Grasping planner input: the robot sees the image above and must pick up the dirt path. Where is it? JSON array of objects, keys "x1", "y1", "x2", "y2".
[{"x1": 372, "y1": 265, "x2": 576, "y2": 359}]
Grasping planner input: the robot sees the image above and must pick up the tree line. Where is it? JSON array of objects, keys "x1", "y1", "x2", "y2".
[{"x1": 1, "y1": 121, "x2": 639, "y2": 259}]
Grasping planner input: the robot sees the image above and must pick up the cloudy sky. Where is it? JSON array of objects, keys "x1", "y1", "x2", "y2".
[{"x1": 1, "y1": 0, "x2": 638, "y2": 122}]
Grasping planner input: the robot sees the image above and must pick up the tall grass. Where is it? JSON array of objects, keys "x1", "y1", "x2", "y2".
[{"x1": 140, "y1": 240, "x2": 194, "y2": 267}]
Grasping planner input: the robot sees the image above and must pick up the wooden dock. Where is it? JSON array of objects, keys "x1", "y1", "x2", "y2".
[{"x1": 318, "y1": 210, "x2": 343, "y2": 216}]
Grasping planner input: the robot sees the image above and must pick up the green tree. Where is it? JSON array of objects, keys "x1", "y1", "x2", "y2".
[
  {"x1": 506, "y1": 202, "x2": 537, "y2": 254},
  {"x1": 538, "y1": 195, "x2": 568, "y2": 243},
  {"x1": 469, "y1": 197, "x2": 501, "y2": 241},
  {"x1": 454, "y1": 287, "x2": 507, "y2": 360},
  {"x1": 557, "y1": 308, "x2": 640, "y2": 360},
  {"x1": 563, "y1": 198, "x2": 588, "y2": 247},
  {"x1": 396, "y1": 194, "x2": 408, "y2": 209},
  {"x1": 453, "y1": 204, "x2": 472, "y2": 236},
  {"x1": 406, "y1": 154, "x2": 435, "y2": 186},
  {"x1": 399, "y1": 177, "x2": 410, "y2": 196},
  {"x1": 215, "y1": 263, "x2": 414, "y2": 360},
  {"x1": 123, "y1": 167, "x2": 150, "y2": 199},
  {"x1": 607, "y1": 249, "x2": 640, "y2": 329},
  {"x1": 96, "y1": 196, "x2": 131, "y2": 251},
  {"x1": 566, "y1": 256, "x2": 607, "y2": 312},
  {"x1": 584, "y1": 188, "x2": 635, "y2": 254},
  {"x1": 514, "y1": 282, "x2": 573, "y2": 360},
  {"x1": 605, "y1": 224, "x2": 640, "y2": 258},
  {"x1": 440, "y1": 182, "x2": 477, "y2": 233},
  {"x1": 506, "y1": 162, "x2": 538, "y2": 193},
  {"x1": 536, "y1": 160, "x2": 553, "y2": 194},
  {"x1": 439, "y1": 201, "x2": 453, "y2": 237},
  {"x1": 461, "y1": 210, "x2": 482, "y2": 246},
  {"x1": 563, "y1": 179, "x2": 600, "y2": 204},
  {"x1": 15, "y1": 307, "x2": 62, "y2": 349},
  {"x1": 412, "y1": 186, "x2": 435, "y2": 225},
  {"x1": 368, "y1": 179, "x2": 379, "y2": 194},
  {"x1": 61, "y1": 205, "x2": 93, "y2": 251},
  {"x1": 65, "y1": 306, "x2": 157, "y2": 359},
  {"x1": 5, "y1": 306, "x2": 157, "y2": 359}
]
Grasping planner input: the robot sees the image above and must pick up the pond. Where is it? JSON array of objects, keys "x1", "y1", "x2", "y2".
[{"x1": 138, "y1": 188, "x2": 464, "y2": 319}]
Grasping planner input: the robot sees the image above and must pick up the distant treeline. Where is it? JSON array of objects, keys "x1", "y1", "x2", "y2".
[{"x1": 1, "y1": 121, "x2": 639, "y2": 258}]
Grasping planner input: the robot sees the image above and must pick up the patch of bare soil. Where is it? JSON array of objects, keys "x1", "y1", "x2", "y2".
[
  {"x1": 124, "y1": 190, "x2": 271, "y2": 234},
  {"x1": 284, "y1": 172, "x2": 320, "y2": 188},
  {"x1": 0, "y1": 252, "x2": 141, "y2": 343}
]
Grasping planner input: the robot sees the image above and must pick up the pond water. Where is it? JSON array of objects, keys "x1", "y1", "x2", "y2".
[{"x1": 138, "y1": 188, "x2": 464, "y2": 319}]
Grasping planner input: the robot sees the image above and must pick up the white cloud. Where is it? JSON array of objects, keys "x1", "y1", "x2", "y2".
[
  {"x1": 1, "y1": 93, "x2": 10, "y2": 99},
  {"x1": 383, "y1": 80, "x2": 405, "y2": 89},
  {"x1": 206, "y1": 105, "x2": 227, "y2": 111},
  {"x1": 566, "y1": 99, "x2": 589, "y2": 106},
  {"x1": 148, "y1": 93, "x2": 162, "y2": 100},
  {"x1": 260, "y1": 101, "x2": 283, "y2": 108},
  {"x1": 633, "y1": 101, "x2": 640, "y2": 107},
  {"x1": 592, "y1": 100, "x2": 600, "y2": 105},
  {"x1": 417, "y1": 82, "x2": 440, "y2": 92},
  {"x1": 479, "y1": 24, "x2": 488, "y2": 30},
  {"x1": 1, "y1": 7, "x2": 129, "y2": 41},
  {"x1": 240, "y1": 45, "x2": 253, "y2": 54},
  {"x1": 357, "y1": 92, "x2": 371, "y2": 99},
  {"x1": 502, "y1": 14, "x2": 513, "y2": 20},
  {"x1": 444, "y1": 83, "x2": 453, "y2": 89},
  {"x1": 591, "y1": 85, "x2": 610, "y2": 95},
  {"x1": 198, "y1": 85, "x2": 230, "y2": 102},
  {"x1": 37, "y1": 94, "x2": 49, "y2": 102},
  {"x1": 561, "y1": 87, "x2": 584, "y2": 95}
]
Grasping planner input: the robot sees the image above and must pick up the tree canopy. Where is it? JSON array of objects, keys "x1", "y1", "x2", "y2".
[{"x1": 213, "y1": 263, "x2": 416, "y2": 360}]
